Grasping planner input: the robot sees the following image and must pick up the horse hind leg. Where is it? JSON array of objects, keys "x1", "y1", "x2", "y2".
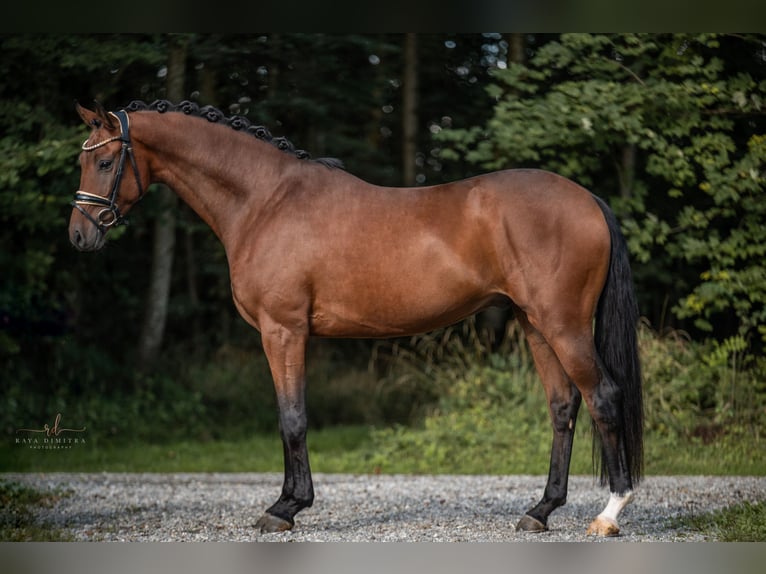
[
  {"x1": 586, "y1": 490, "x2": 634, "y2": 536},
  {"x1": 515, "y1": 312, "x2": 582, "y2": 533},
  {"x1": 545, "y1": 328, "x2": 635, "y2": 537},
  {"x1": 583, "y1": 355, "x2": 636, "y2": 536}
]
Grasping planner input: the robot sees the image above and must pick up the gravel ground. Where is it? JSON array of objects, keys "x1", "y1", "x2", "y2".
[{"x1": 4, "y1": 473, "x2": 765, "y2": 542}]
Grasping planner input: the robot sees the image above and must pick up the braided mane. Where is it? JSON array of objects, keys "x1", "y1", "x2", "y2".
[{"x1": 124, "y1": 100, "x2": 343, "y2": 169}]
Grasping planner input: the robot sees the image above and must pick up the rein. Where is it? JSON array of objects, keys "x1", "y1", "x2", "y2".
[{"x1": 72, "y1": 110, "x2": 145, "y2": 234}]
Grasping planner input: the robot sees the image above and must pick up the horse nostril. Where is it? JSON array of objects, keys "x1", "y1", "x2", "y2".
[{"x1": 72, "y1": 228, "x2": 83, "y2": 248}]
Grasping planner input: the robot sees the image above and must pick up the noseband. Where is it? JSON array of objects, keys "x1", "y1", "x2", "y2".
[{"x1": 72, "y1": 109, "x2": 145, "y2": 234}]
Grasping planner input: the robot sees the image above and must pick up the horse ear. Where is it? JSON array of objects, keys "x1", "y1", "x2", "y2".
[
  {"x1": 75, "y1": 101, "x2": 97, "y2": 127},
  {"x1": 75, "y1": 100, "x2": 115, "y2": 130},
  {"x1": 92, "y1": 101, "x2": 116, "y2": 130}
]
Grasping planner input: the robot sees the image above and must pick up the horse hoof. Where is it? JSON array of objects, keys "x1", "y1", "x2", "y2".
[
  {"x1": 516, "y1": 514, "x2": 547, "y2": 532},
  {"x1": 255, "y1": 513, "x2": 294, "y2": 533},
  {"x1": 586, "y1": 516, "x2": 620, "y2": 537}
]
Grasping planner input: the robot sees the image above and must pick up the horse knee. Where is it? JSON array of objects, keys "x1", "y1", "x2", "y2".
[
  {"x1": 587, "y1": 376, "x2": 624, "y2": 430},
  {"x1": 552, "y1": 341, "x2": 621, "y2": 430},
  {"x1": 548, "y1": 391, "x2": 581, "y2": 433},
  {"x1": 278, "y1": 405, "x2": 308, "y2": 444}
]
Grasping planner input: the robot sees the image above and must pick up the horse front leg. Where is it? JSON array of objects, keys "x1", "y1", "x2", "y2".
[{"x1": 255, "y1": 323, "x2": 314, "y2": 533}]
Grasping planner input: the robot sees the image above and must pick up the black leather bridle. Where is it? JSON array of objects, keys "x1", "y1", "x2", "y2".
[{"x1": 72, "y1": 109, "x2": 145, "y2": 234}]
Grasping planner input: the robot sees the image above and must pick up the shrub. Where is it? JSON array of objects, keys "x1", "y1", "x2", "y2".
[
  {"x1": 368, "y1": 319, "x2": 582, "y2": 474},
  {"x1": 369, "y1": 317, "x2": 765, "y2": 474},
  {"x1": 640, "y1": 322, "x2": 766, "y2": 443}
]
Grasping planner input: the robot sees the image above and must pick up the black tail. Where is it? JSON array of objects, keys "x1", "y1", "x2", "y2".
[{"x1": 591, "y1": 194, "x2": 644, "y2": 486}]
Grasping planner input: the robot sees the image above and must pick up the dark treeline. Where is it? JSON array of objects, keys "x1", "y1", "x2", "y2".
[{"x1": 1, "y1": 34, "x2": 764, "y2": 435}]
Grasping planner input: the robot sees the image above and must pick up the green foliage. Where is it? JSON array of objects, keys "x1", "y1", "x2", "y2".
[
  {"x1": 369, "y1": 319, "x2": 765, "y2": 475},
  {"x1": 672, "y1": 131, "x2": 766, "y2": 337},
  {"x1": 640, "y1": 323, "x2": 766, "y2": 443},
  {"x1": 1, "y1": 337, "x2": 412, "y2": 451},
  {"x1": 0, "y1": 34, "x2": 169, "y2": 362},
  {"x1": 0, "y1": 125, "x2": 83, "y2": 356},
  {"x1": 4, "y1": 319, "x2": 762, "y2": 476},
  {"x1": 369, "y1": 321, "x2": 593, "y2": 474}
]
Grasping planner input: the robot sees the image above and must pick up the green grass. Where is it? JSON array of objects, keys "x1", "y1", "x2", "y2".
[
  {"x1": 0, "y1": 480, "x2": 74, "y2": 541},
  {"x1": 3, "y1": 423, "x2": 764, "y2": 476},
  {"x1": 0, "y1": 426, "x2": 373, "y2": 473},
  {"x1": 677, "y1": 500, "x2": 766, "y2": 541},
  {"x1": 644, "y1": 436, "x2": 766, "y2": 476}
]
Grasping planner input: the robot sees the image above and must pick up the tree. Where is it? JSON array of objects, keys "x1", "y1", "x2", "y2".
[
  {"x1": 402, "y1": 33, "x2": 418, "y2": 186},
  {"x1": 136, "y1": 35, "x2": 187, "y2": 368},
  {"x1": 0, "y1": 34, "x2": 168, "y2": 407},
  {"x1": 438, "y1": 33, "x2": 766, "y2": 346}
]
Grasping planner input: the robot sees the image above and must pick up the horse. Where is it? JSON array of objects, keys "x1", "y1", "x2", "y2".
[{"x1": 69, "y1": 100, "x2": 643, "y2": 537}]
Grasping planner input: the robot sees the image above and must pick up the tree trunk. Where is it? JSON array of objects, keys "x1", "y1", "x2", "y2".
[
  {"x1": 137, "y1": 36, "x2": 187, "y2": 369},
  {"x1": 402, "y1": 33, "x2": 418, "y2": 186},
  {"x1": 508, "y1": 33, "x2": 526, "y2": 64},
  {"x1": 618, "y1": 143, "x2": 636, "y2": 199}
]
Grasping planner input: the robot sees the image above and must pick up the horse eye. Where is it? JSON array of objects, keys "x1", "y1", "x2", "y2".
[{"x1": 98, "y1": 159, "x2": 113, "y2": 171}]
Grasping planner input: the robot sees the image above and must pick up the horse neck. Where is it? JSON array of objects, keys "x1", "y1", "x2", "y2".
[{"x1": 133, "y1": 111, "x2": 288, "y2": 247}]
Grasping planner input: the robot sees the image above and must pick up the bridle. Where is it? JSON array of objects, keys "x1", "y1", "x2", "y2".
[{"x1": 72, "y1": 109, "x2": 145, "y2": 234}]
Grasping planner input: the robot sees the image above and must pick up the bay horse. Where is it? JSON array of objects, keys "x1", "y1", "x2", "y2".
[{"x1": 69, "y1": 100, "x2": 643, "y2": 537}]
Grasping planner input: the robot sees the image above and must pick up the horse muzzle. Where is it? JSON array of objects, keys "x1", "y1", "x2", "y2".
[{"x1": 69, "y1": 219, "x2": 106, "y2": 252}]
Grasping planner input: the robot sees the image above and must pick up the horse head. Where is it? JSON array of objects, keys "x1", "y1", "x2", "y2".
[{"x1": 69, "y1": 102, "x2": 147, "y2": 251}]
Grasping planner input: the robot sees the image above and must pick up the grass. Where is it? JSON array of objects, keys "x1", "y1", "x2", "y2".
[
  {"x1": 677, "y1": 500, "x2": 766, "y2": 541},
  {"x1": 3, "y1": 423, "x2": 764, "y2": 476},
  {"x1": 0, "y1": 480, "x2": 74, "y2": 541},
  {"x1": 1, "y1": 426, "x2": 372, "y2": 473}
]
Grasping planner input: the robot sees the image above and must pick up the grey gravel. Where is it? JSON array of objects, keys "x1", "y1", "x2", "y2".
[{"x1": 4, "y1": 473, "x2": 765, "y2": 541}]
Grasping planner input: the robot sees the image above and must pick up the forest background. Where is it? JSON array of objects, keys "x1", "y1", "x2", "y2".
[{"x1": 1, "y1": 33, "x2": 765, "y2": 476}]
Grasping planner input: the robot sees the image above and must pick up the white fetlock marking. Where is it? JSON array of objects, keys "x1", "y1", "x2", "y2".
[{"x1": 597, "y1": 490, "x2": 634, "y2": 523}]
